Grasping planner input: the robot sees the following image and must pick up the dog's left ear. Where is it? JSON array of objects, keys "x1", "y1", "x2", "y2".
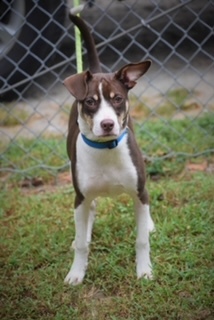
[{"x1": 115, "y1": 60, "x2": 151, "y2": 90}]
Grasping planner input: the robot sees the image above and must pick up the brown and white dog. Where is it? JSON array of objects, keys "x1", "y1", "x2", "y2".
[{"x1": 63, "y1": 13, "x2": 154, "y2": 285}]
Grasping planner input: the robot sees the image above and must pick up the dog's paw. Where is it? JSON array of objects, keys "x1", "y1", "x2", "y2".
[
  {"x1": 64, "y1": 268, "x2": 85, "y2": 286},
  {"x1": 137, "y1": 265, "x2": 153, "y2": 280}
]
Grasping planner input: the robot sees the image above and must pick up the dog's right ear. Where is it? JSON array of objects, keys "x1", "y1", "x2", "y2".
[{"x1": 64, "y1": 70, "x2": 92, "y2": 100}]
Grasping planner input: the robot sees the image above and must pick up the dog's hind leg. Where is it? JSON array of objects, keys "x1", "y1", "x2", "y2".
[
  {"x1": 64, "y1": 199, "x2": 91, "y2": 285},
  {"x1": 134, "y1": 198, "x2": 153, "y2": 280}
]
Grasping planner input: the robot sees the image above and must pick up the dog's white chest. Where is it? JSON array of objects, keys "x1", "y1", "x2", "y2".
[{"x1": 76, "y1": 134, "x2": 138, "y2": 198}]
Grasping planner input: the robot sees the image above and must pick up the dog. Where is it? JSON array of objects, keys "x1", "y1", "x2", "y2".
[{"x1": 63, "y1": 12, "x2": 154, "y2": 285}]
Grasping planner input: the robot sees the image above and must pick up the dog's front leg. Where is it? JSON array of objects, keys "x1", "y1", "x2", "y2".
[
  {"x1": 134, "y1": 198, "x2": 153, "y2": 280},
  {"x1": 86, "y1": 200, "x2": 96, "y2": 244},
  {"x1": 64, "y1": 199, "x2": 92, "y2": 285},
  {"x1": 71, "y1": 200, "x2": 96, "y2": 249}
]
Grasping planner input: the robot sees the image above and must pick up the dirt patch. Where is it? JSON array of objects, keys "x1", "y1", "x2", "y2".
[{"x1": 5, "y1": 172, "x2": 73, "y2": 196}]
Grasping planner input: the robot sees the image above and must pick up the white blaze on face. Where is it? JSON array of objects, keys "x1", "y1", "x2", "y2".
[{"x1": 92, "y1": 82, "x2": 120, "y2": 138}]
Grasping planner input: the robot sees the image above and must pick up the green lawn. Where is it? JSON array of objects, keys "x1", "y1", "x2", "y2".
[
  {"x1": 0, "y1": 173, "x2": 213, "y2": 319},
  {"x1": 0, "y1": 114, "x2": 214, "y2": 319}
]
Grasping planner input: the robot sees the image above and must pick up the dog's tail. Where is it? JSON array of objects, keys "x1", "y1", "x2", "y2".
[{"x1": 69, "y1": 9, "x2": 102, "y2": 74}]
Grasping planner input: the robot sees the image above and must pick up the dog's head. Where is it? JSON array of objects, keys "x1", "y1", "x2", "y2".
[{"x1": 64, "y1": 61, "x2": 151, "y2": 141}]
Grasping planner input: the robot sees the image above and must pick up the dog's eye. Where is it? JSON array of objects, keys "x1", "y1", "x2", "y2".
[
  {"x1": 85, "y1": 98, "x2": 98, "y2": 110},
  {"x1": 84, "y1": 97, "x2": 98, "y2": 114},
  {"x1": 112, "y1": 96, "x2": 124, "y2": 114},
  {"x1": 113, "y1": 95, "x2": 123, "y2": 105},
  {"x1": 85, "y1": 98, "x2": 96, "y2": 106}
]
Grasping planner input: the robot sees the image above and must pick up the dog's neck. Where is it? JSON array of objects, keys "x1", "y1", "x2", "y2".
[{"x1": 81, "y1": 128, "x2": 128, "y2": 149}]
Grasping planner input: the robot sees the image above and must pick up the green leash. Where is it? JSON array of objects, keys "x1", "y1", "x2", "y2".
[{"x1": 73, "y1": 0, "x2": 83, "y2": 73}]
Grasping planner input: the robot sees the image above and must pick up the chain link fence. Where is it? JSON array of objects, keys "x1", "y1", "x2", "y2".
[{"x1": 0, "y1": 0, "x2": 213, "y2": 183}]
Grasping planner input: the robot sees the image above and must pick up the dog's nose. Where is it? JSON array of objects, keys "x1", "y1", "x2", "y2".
[{"x1": 101, "y1": 119, "x2": 114, "y2": 132}]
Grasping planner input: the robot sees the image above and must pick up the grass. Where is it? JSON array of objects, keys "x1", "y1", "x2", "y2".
[
  {"x1": 136, "y1": 113, "x2": 214, "y2": 156},
  {"x1": 130, "y1": 88, "x2": 201, "y2": 118},
  {"x1": 0, "y1": 136, "x2": 67, "y2": 183},
  {"x1": 167, "y1": 88, "x2": 190, "y2": 106},
  {"x1": 0, "y1": 112, "x2": 214, "y2": 319},
  {"x1": 0, "y1": 173, "x2": 213, "y2": 319},
  {"x1": 0, "y1": 105, "x2": 29, "y2": 127}
]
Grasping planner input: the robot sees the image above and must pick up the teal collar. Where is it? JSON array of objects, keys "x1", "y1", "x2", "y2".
[{"x1": 81, "y1": 129, "x2": 128, "y2": 149}]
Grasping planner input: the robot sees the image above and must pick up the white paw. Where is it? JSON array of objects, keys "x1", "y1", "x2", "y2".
[
  {"x1": 64, "y1": 268, "x2": 85, "y2": 286},
  {"x1": 137, "y1": 265, "x2": 153, "y2": 280}
]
